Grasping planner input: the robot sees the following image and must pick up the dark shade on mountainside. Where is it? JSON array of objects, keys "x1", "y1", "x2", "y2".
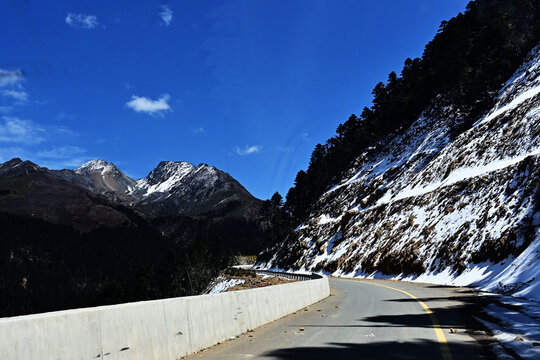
[
  {"x1": 0, "y1": 159, "x2": 140, "y2": 231},
  {"x1": 0, "y1": 210, "x2": 232, "y2": 317},
  {"x1": 0, "y1": 158, "x2": 263, "y2": 237}
]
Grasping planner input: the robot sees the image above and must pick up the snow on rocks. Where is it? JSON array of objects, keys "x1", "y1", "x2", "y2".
[
  {"x1": 132, "y1": 161, "x2": 197, "y2": 196},
  {"x1": 76, "y1": 159, "x2": 115, "y2": 175}
]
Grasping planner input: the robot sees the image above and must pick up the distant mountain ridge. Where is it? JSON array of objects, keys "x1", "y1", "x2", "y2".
[
  {"x1": 0, "y1": 157, "x2": 263, "y2": 236},
  {"x1": 0, "y1": 158, "x2": 139, "y2": 231}
]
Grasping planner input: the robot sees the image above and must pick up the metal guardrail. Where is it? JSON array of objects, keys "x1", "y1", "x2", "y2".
[{"x1": 250, "y1": 269, "x2": 322, "y2": 281}]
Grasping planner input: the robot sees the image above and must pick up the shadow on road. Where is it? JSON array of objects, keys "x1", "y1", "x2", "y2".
[
  {"x1": 280, "y1": 288, "x2": 497, "y2": 359},
  {"x1": 261, "y1": 339, "x2": 484, "y2": 360},
  {"x1": 376, "y1": 289, "x2": 496, "y2": 332}
]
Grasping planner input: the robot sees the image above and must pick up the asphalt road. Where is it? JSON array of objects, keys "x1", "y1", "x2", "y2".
[{"x1": 186, "y1": 278, "x2": 488, "y2": 360}]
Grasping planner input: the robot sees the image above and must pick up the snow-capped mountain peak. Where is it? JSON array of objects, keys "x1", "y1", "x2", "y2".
[
  {"x1": 76, "y1": 159, "x2": 118, "y2": 175},
  {"x1": 133, "y1": 161, "x2": 197, "y2": 196},
  {"x1": 126, "y1": 160, "x2": 255, "y2": 217},
  {"x1": 65, "y1": 159, "x2": 136, "y2": 201}
]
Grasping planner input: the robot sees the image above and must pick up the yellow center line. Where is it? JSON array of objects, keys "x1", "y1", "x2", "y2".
[{"x1": 365, "y1": 281, "x2": 453, "y2": 360}]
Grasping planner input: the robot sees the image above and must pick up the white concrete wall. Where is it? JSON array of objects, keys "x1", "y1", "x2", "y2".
[{"x1": 0, "y1": 276, "x2": 330, "y2": 360}]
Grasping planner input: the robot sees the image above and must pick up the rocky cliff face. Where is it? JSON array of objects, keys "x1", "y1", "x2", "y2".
[
  {"x1": 262, "y1": 45, "x2": 540, "y2": 300},
  {"x1": 54, "y1": 160, "x2": 136, "y2": 204}
]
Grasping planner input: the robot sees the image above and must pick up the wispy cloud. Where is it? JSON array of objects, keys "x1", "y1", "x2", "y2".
[
  {"x1": 126, "y1": 94, "x2": 171, "y2": 115},
  {"x1": 0, "y1": 117, "x2": 45, "y2": 144},
  {"x1": 193, "y1": 127, "x2": 204, "y2": 134},
  {"x1": 55, "y1": 112, "x2": 78, "y2": 121},
  {"x1": 0, "y1": 146, "x2": 25, "y2": 163},
  {"x1": 277, "y1": 145, "x2": 293, "y2": 152},
  {"x1": 52, "y1": 125, "x2": 79, "y2": 137},
  {"x1": 234, "y1": 145, "x2": 262, "y2": 155},
  {"x1": 0, "y1": 69, "x2": 24, "y2": 87},
  {"x1": 37, "y1": 146, "x2": 86, "y2": 159},
  {"x1": 40, "y1": 151, "x2": 93, "y2": 169},
  {"x1": 0, "y1": 116, "x2": 88, "y2": 168},
  {"x1": 0, "y1": 71, "x2": 87, "y2": 169},
  {"x1": 0, "y1": 106, "x2": 13, "y2": 114},
  {"x1": 159, "y1": 5, "x2": 173, "y2": 26},
  {"x1": 65, "y1": 13, "x2": 98, "y2": 29},
  {"x1": 1, "y1": 89, "x2": 28, "y2": 104}
]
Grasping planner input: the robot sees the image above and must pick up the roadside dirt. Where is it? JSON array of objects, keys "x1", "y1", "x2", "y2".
[{"x1": 226, "y1": 274, "x2": 296, "y2": 292}]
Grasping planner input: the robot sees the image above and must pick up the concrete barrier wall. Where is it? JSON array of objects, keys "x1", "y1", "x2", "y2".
[{"x1": 0, "y1": 276, "x2": 330, "y2": 360}]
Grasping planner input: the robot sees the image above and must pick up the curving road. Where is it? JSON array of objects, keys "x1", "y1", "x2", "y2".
[{"x1": 186, "y1": 278, "x2": 488, "y2": 359}]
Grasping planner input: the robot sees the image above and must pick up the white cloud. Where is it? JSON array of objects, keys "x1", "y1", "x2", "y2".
[
  {"x1": 126, "y1": 94, "x2": 171, "y2": 115},
  {"x1": 0, "y1": 117, "x2": 45, "y2": 144},
  {"x1": 0, "y1": 69, "x2": 24, "y2": 87},
  {"x1": 193, "y1": 127, "x2": 204, "y2": 134},
  {"x1": 0, "y1": 106, "x2": 13, "y2": 113},
  {"x1": 160, "y1": 5, "x2": 173, "y2": 26},
  {"x1": 234, "y1": 145, "x2": 262, "y2": 155},
  {"x1": 65, "y1": 13, "x2": 98, "y2": 29},
  {"x1": 1, "y1": 89, "x2": 28, "y2": 103}
]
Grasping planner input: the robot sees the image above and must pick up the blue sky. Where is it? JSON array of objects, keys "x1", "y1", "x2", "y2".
[{"x1": 0, "y1": 0, "x2": 469, "y2": 199}]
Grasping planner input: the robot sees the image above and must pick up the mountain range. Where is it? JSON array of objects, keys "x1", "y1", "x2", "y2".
[{"x1": 0, "y1": 158, "x2": 262, "y2": 239}]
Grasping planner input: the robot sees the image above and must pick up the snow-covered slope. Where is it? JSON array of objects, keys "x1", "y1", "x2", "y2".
[
  {"x1": 132, "y1": 161, "x2": 196, "y2": 197},
  {"x1": 130, "y1": 161, "x2": 259, "y2": 217},
  {"x1": 263, "y1": 45, "x2": 540, "y2": 301}
]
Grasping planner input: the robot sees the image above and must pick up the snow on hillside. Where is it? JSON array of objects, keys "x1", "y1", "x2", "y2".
[
  {"x1": 205, "y1": 276, "x2": 246, "y2": 294},
  {"x1": 133, "y1": 161, "x2": 196, "y2": 196},
  {"x1": 130, "y1": 161, "x2": 222, "y2": 200},
  {"x1": 263, "y1": 45, "x2": 540, "y2": 302}
]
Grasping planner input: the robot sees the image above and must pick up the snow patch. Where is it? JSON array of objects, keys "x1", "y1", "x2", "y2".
[
  {"x1": 206, "y1": 276, "x2": 246, "y2": 294},
  {"x1": 474, "y1": 84, "x2": 540, "y2": 127},
  {"x1": 381, "y1": 149, "x2": 540, "y2": 206}
]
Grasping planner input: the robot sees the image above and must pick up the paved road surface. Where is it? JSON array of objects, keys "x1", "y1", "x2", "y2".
[{"x1": 186, "y1": 278, "x2": 487, "y2": 359}]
